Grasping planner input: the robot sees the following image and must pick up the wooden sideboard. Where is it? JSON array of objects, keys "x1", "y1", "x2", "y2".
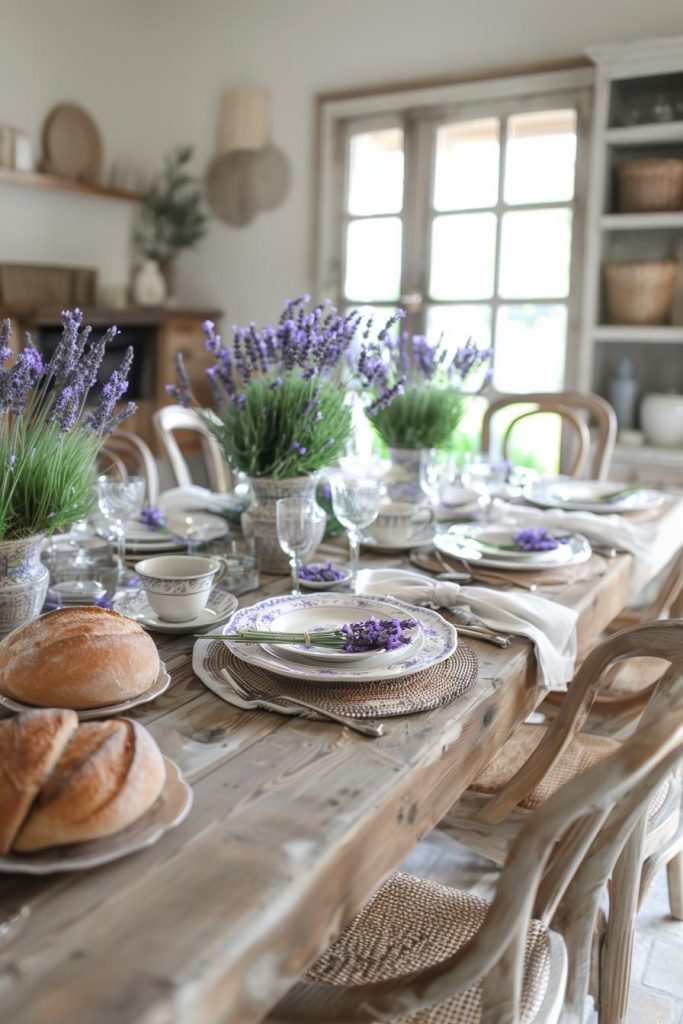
[{"x1": 0, "y1": 304, "x2": 222, "y2": 451}]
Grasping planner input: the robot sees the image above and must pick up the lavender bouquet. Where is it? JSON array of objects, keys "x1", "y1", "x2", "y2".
[
  {"x1": 0, "y1": 310, "x2": 135, "y2": 540},
  {"x1": 168, "y1": 297, "x2": 405, "y2": 481},
  {"x1": 367, "y1": 334, "x2": 492, "y2": 450}
]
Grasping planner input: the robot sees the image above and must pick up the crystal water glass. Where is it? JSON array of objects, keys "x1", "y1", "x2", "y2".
[
  {"x1": 276, "y1": 497, "x2": 325, "y2": 595},
  {"x1": 96, "y1": 476, "x2": 146, "y2": 583},
  {"x1": 330, "y1": 475, "x2": 383, "y2": 585},
  {"x1": 460, "y1": 455, "x2": 509, "y2": 521}
]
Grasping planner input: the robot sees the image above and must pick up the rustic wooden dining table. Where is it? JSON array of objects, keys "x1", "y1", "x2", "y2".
[{"x1": 3, "y1": 497, "x2": 683, "y2": 1024}]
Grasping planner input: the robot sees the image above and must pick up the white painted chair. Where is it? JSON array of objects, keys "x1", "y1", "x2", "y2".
[
  {"x1": 153, "y1": 405, "x2": 232, "y2": 493},
  {"x1": 103, "y1": 429, "x2": 160, "y2": 506}
]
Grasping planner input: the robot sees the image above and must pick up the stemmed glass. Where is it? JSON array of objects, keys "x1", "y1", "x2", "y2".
[
  {"x1": 460, "y1": 455, "x2": 509, "y2": 522},
  {"x1": 96, "y1": 476, "x2": 145, "y2": 584},
  {"x1": 276, "y1": 497, "x2": 325, "y2": 595},
  {"x1": 330, "y1": 475, "x2": 383, "y2": 585}
]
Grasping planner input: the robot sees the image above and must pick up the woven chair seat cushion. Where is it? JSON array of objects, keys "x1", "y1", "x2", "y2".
[
  {"x1": 470, "y1": 724, "x2": 669, "y2": 820},
  {"x1": 302, "y1": 871, "x2": 551, "y2": 1024}
]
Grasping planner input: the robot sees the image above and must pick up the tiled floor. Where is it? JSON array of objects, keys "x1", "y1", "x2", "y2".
[{"x1": 400, "y1": 830, "x2": 683, "y2": 1023}]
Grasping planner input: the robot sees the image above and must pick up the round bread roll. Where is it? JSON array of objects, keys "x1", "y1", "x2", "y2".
[
  {"x1": 0, "y1": 607, "x2": 160, "y2": 709},
  {"x1": 13, "y1": 717, "x2": 166, "y2": 852}
]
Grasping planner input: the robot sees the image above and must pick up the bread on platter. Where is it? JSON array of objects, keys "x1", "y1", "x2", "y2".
[
  {"x1": 0, "y1": 607, "x2": 160, "y2": 709},
  {"x1": 9, "y1": 714, "x2": 166, "y2": 853},
  {"x1": 0, "y1": 708, "x2": 79, "y2": 854}
]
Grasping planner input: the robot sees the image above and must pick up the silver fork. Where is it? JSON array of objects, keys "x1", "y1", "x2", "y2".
[{"x1": 220, "y1": 668, "x2": 385, "y2": 738}]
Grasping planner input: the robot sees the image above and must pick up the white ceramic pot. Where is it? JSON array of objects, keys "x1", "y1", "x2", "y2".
[
  {"x1": 640, "y1": 393, "x2": 683, "y2": 448},
  {"x1": 132, "y1": 259, "x2": 166, "y2": 306},
  {"x1": 0, "y1": 535, "x2": 49, "y2": 637}
]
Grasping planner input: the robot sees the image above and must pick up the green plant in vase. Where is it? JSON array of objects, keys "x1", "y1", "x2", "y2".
[
  {"x1": 0, "y1": 310, "x2": 136, "y2": 634},
  {"x1": 168, "y1": 297, "x2": 405, "y2": 571},
  {"x1": 367, "y1": 333, "x2": 492, "y2": 501}
]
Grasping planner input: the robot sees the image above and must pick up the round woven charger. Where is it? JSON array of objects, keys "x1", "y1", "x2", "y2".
[
  {"x1": 412, "y1": 548, "x2": 606, "y2": 586},
  {"x1": 204, "y1": 640, "x2": 478, "y2": 719}
]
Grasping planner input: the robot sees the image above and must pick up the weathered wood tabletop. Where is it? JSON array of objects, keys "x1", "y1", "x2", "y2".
[{"x1": 2, "y1": 499, "x2": 683, "y2": 1024}]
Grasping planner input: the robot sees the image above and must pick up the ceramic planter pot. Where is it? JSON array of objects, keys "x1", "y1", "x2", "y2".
[
  {"x1": 241, "y1": 476, "x2": 326, "y2": 574},
  {"x1": 383, "y1": 447, "x2": 429, "y2": 503},
  {"x1": 0, "y1": 534, "x2": 49, "y2": 637},
  {"x1": 640, "y1": 393, "x2": 683, "y2": 448}
]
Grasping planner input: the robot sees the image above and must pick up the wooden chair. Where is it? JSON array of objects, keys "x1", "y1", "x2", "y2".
[
  {"x1": 267, "y1": 688, "x2": 683, "y2": 1024},
  {"x1": 481, "y1": 391, "x2": 617, "y2": 480},
  {"x1": 102, "y1": 429, "x2": 160, "y2": 506},
  {"x1": 98, "y1": 447, "x2": 128, "y2": 483},
  {"x1": 153, "y1": 404, "x2": 232, "y2": 493},
  {"x1": 439, "y1": 620, "x2": 683, "y2": 1022}
]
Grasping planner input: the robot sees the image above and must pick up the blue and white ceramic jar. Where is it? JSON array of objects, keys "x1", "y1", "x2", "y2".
[{"x1": 0, "y1": 535, "x2": 49, "y2": 637}]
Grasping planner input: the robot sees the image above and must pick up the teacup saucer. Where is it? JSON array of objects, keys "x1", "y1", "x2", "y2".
[
  {"x1": 114, "y1": 586, "x2": 238, "y2": 634},
  {"x1": 361, "y1": 525, "x2": 435, "y2": 553}
]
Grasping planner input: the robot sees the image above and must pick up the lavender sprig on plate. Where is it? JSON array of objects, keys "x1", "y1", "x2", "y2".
[
  {"x1": 204, "y1": 616, "x2": 417, "y2": 653},
  {"x1": 299, "y1": 561, "x2": 347, "y2": 582}
]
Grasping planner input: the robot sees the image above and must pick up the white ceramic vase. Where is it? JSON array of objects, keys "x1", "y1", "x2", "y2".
[
  {"x1": 640, "y1": 393, "x2": 683, "y2": 448},
  {"x1": 0, "y1": 535, "x2": 49, "y2": 637},
  {"x1": 133, "y1": 259, "x2": 166, "y2": 306},
  {"x1": 241, "y1": 476, "x2": 326, "y2": 574}
]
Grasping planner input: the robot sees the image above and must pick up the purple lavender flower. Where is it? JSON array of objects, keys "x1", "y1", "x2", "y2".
[
  {"x1": 340, "y1": 617, "x2": 416, "y2": 653},
  {"x1": 83, "y1": 346, "x2": 134, "y2": 433},
  {"x1": 513, "y1": 528, "x2": 572, "y2": 552},
  {"x1": 299, "y1": 561, "x2": 346, "y2": 582},
  {"x1": 140, "y1": 506, "x2": 166, "y2": 529},
  {"x1": 166, "y1": 352, "x2": 192, "y2": 407}
]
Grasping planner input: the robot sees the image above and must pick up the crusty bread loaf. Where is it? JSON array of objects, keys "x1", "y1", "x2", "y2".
[
  {"x1": 0, "y1": 607, "x2": 160, "y2": 709},
  {"x1": 0, "y1": 708, "x2": 78, "y2": 854},
  {"x1": 13, "y1": 717, "x2": 166, "y2": 852}
]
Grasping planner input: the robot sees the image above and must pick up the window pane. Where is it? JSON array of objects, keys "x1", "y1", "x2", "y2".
[
  {"x1": 348, "y1": 128, "x2": 404, "y2": 215},
  {"x1": 434, "y1": 118, "x2": 500, "y2": 211},
  {"x1": 344, "y1": 217, "x2": 402, "y2": 302},
  {"x1": 504, "y1": 109, "x2": 577, "y2": 205},
  {"x1": 426, "y1": 304, "x2": 492, "y2": 353},
  {"x1": 499, "y1": 208, "x2": 572, "y2": 299},
  {"x1": 430, "y1": 213, "x2": 496, "y2": 300},
  {"x1": 343, "y1": 305, "x2": 401, "y2": 341},
  {"x1": 494, "y1": 304, "x2": 567, "y2": 392}
]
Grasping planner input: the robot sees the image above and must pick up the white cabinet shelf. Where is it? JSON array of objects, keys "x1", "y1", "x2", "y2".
[
  {"x1": 601, "y1": 211, "x2": 683, "y2": 231},
  {"x1": 594, "y1": 326, "x2": 683, "y2": 343},
  {"x1": 605, "y1": 121, "x2": 683, "y2": 146}
]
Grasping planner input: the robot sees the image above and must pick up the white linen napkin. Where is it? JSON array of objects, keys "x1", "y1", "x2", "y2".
[
  {"x1": 356, "y1": 568, "x2": 578, "y2": 691},
  {"x1": 159, "y1": 485, "x2": 242, "y2": 515},
  {"x1": 489, "y1": 499, "x2": 658, "y2": 567}
]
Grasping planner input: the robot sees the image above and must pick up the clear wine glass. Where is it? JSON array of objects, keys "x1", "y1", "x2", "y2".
[
  {"x1": 96, "y1": 476, "x2": 145, "y2": 584},
  {"x1": 276, "y1": 497, "x2": 325, "y2": 595},
  {"x1": 460, "y1": 455, "x2": 509, "y2": 522},
  {"x1": 330, "y1": 475, "x2": 383, "y2": 585}
]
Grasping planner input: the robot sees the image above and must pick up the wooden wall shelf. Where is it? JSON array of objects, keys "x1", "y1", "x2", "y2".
[{"x1": 0, "y1": 166, "x2": 142, "y2": 203}]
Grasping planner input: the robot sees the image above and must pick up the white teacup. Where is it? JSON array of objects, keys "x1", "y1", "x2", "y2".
[
  {"x1": 134, "y1": 555, "x2": 229, "y2": 623},
  {"x1": 369, "y1": 502, "x2": 434, "y2": 544}
]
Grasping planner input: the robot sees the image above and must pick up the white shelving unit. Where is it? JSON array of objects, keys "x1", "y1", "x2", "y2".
[{"x1": 580, "y1": 38, "x2": 683, "y2": 483}]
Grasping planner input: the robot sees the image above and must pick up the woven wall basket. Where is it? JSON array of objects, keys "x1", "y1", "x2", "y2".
[
  {"x1": 604, "y1": 260, "x2": 678, "y2": 325},
  {"x1": 617, "y1": 158, "x2": 683, "y2": 213}
]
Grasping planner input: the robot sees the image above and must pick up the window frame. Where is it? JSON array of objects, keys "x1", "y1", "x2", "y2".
[{"x1": 315, "y1": 67, "x2": 594, "y2": 390}]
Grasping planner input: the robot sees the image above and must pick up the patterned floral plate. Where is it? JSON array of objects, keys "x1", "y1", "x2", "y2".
[{"x1": 222, "y1": 593, "x2": 456, "y2": 683}]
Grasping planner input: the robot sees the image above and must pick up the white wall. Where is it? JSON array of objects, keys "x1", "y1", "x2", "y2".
[{"x1": 0, "y1": 0, "x2": 682, "y2": 331}]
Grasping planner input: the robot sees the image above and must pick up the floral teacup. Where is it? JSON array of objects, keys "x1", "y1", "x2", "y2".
[
  {"x1": 368, "y1": 501, "x2": 434, "y2": 544},
  {"x1": 134, "y1": 555, "x2": 229, "y2": 622}
]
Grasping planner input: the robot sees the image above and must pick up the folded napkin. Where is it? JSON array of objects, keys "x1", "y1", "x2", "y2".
[
  {"x1": 489, "y1": 499, "x2": 658, "y2": 567},
  {"x1": 159, "y1": 485, "x2": 245, "y2": 516},
  {"x1": 356, "y1": 568, "x2": 577, "y2": 691}
]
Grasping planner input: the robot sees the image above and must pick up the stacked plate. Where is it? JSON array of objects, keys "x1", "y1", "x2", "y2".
[
  {"x1": 434, "y1": 524, "x2": 592, "y2": 570},
  {"x1": 122, "y1": 512, "x2": 230, "y2": 559},
  {"x1": 525, "y1": 480, "x2": 665, "y2": 515},
  {"x1": 221, "y1": 593, "x2": 457, "y2": 684}
]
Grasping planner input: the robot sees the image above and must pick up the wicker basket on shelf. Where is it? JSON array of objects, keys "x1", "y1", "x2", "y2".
[
  {"x1": 617, "y1": 158, "x2": 683, "y2": 213},
  {"x1": 604, "y1": 260, "x2": 679, "y2": 325}
]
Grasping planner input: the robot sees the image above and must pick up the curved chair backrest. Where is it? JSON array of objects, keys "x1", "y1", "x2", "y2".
[
  {"x1": 105, "y1": 430, "x2": 160, "y2": 506},
  {"x1": 482, "y1": 391, "x2": 617, "y2": 480},
  {"x1": 153, "y1": 405, "x2": 231, "y2": 493},
  {"x1": 98, "y1": 447, "x2": 129, "y2": 483}
]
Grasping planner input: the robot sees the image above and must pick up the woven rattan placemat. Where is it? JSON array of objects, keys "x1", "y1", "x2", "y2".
[
  {"x1": 411, "y1": 548, "x2": 606, "y2": 586},
  {"x1": 198, "y1": 639, "x2": 479, "y2": 719}
]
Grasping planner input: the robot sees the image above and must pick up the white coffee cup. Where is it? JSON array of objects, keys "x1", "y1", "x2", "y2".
[
  {"x1": 369, "y1": 501, "x2": 434, "y2": 544},
  {"x1": 134, "y1": 555, "x2": 229, "y2": 622}
]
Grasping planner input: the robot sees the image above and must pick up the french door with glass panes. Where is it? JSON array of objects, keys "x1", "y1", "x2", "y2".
[{"x1": 335, "y1": 88, "x2": 591, "y2": 401}]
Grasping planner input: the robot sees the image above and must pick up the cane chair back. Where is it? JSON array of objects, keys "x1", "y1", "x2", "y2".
[
  {"x1": 103, "y1": 429, "x2": 160, "y2": 506},
  {"x1": 153, "y1": 404, "x2": 231, "y2": 493},
  {"x1": 98, "y1": 447, "x2": 128, "y2": 483},
  {"x1": 270, "y1": 708, "x2": 683, "y2": 1024},
  {"x1": 481, "y1": 391, "x2": 617, "y2": 480}
]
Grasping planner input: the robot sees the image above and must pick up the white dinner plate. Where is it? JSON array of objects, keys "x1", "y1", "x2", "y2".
[
  {"x1": 255, "y1": 598, "x2": 419, "y2": 663},
  {"x1": 263, "y1": 626, "x2": 425, "y2": 668},
  {"x1": 114, "y1": 587, "x2": 238, "y2": 635},
  {"x1": 434, "y1": 526, "x2": 592, "y2": 570},
  {"x1": 124, "y1": 512, "x2": 229, "y2": 545},
  {"x1": 360, "y1": 525, "x2": 435, "y2": 553},
  {"x1": 525, "y1": 479, "x2": 665, "y2": 515},
  {"x1": 442, "y1": 525, "x2": 581, "y2": 564},
  {"x1": 223, "y1": 593, "x2": 456, "y2": 683},
  {"x1": 0, "y1": 661, "x2": 171, "y2": 720},
  {"x1": 0, "y1": 757, "x2": 192, "y2": 875}
]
